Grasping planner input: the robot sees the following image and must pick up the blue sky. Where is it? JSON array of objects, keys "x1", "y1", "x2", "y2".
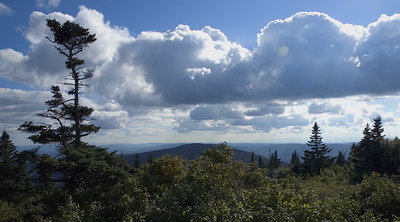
[{"x1": 1, "y1": 0, "x2": 400, "y2": 145}]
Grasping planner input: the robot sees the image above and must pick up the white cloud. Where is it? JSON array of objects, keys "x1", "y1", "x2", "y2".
[
  {"x1": 37, "y1": 0, "x2": 61, "y2": 8},
  {"x1": 0, "y1": 88, "x2": 48, "y2": 128},
  {"x1": 0, "y1": 2, "x2": 13, "y2": 16},
  {"x1": 4, "y1": 8, "x2": 400, "y2": 141},
  {"x1": 6, "y1": 9, "x2": 400, "y2": 106}
]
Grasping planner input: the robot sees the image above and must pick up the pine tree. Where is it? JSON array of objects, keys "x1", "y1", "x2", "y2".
[
  {"x1": 289, "y1": 150, "x2": 301, "y2": 175},
  {"x1": 267, "y1": 150, "x2": 281, "y2": 171},
  {"x1": 250, "y1": 151, "x2": 255, "y2": 163},
  {"x1": 258, "y1": 155, "x2": 264, "y2": 168},
  {"x1": 0, "y1": 131, "x2": 33, "y2": 202},
  {"x1": 17, "y1": 20, "x2": 132, "y2": 200},
  {"x1": 335, "y1": 151, "x2": 347, "y2": 166},
  {"x1": 134, "y1": 153, "x2": 141, "y2": 168},
  {"x1": 350, "y1": 116, "x2": 386, "y2": 179},
  {"x1": 350, "y1": 125, "x2": 371, "y2": 173},
  {"x1": 147, "y1": 153, "x2": 154, "y2": 164},
  {"x1": 370, "y1": 116, "x2": 384, "y2": 173},
  {"x1": 19, "y1": 19, "x2": 99, "y2": 147},
  {"x1": 302, "y1": 122, "x2": 332, "y2": 175}
]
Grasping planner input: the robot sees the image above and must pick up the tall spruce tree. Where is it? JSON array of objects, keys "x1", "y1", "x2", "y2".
[
  {"x1": 371, "y1": 116, "x2": 384, "y2": 173},
  {"x1": 350, "y1": 126, "x2": 371, "y2": 180},
  {"x1": 17, "y1": 20, "x2": 132, "y2": 199},
  {"x1": 289, "y1": 150, "x2": 301, "y2": 175},
  {"x1": 134, "y1": 153, "x2": 141, "y2": 168},
  {"x1": 0, "y1": 131, "x2": 32, "y2": 202},
  {"x1": 350, "y1": 116, "x2": 385, "y2": 179},
  {"x1": 335, "y1": 151, "x2": 347, "y2": 166},
  {"x1": 258, "y1": 155, "x2": 264, "y2": 168},
  {"x1": 19, "y1": 19, "x2": 99, "y2": 147},
  {"x1": 302, "y1": 122, "x2": 332, "y2": 175},
  {"x1": 250, "y1": 151, "x2": 255, "y2": 163},
  {"x1": 267, "y1": 150, "x2": 281, "y2": 171}
]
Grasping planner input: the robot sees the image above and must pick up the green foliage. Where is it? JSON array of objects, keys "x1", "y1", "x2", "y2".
[
  {"x1": 35, "y1": 154, "x2": 59, "y2": 191},
  {"x1": 0, "y1": 201, "x2": 23, "y2": 222},
  {"x1": 2, "y1": 139, "x2": 400, "y2": 221},
  {"x1": 289, "y1": 150, "x2": 301, "y2": 175},
  {"x1": 58, "y1": 144, "x2": 132, "y2": 194},
  {"x1": 257, "y1": 155, "x2": 264, "y2": 168},
  {"x1": 350, "y1": 116, "x2": 400, "y2": 182},
  {"x1": 339, "y1": 173, "x2": 400, "y2": 220},
  {"x1": 335, "y1": 150, "x2": 347, "y2": 166},
  {"x1": 102, "y1": 177, "x2": 150, "y2": 221},
  {"x1": 0, "y1": 131, "x2": 34, "y2": 203},
  {"x1": 134, "y1": 153, "x2": 141, "y2": 168},
  {"x1": 138, "y1": 154, "x2": 188, "y2": 194},
  {"x1": 380, "y1": 137, "x2": 400, "y2": 174},
  {"x1": 300, "y1": 165, "x2": 351, "y2": 199},
  {"x1": 201, "y1": 141, "x2": 234, "y2": 164},
  {"x1": 267, "y1": 150, "x2": 281, "y2": 171},
  {"x1": 250, "y1": 151, "x2": 255, "y2": 163}
]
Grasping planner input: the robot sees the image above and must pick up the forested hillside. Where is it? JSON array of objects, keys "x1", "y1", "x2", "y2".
[{"x1": 124, "y1": 143, "x2": 269, "y2": 166}]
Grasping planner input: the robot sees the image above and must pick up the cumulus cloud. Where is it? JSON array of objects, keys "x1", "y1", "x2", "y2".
[
  {"x1": 37, "y1": 0, "x2": 61, "y2": 8},
  {"x1": 4, "y1": 7, "x2": 400, "y2": 136},
  {"x1": 4, "y1": 9, "x2": 400, "y2": 106},
  {"x1": 0, "y1": 2, "x2": 13, "y2": 16},
  {"x1": 91, "y1": 101, "x2": 130, "y2": 130},
  {"x1": 0, "y1": 89, "x2": 48, "y2": 129},
  {"x1": 95, "y1": 11, "x2": 400, "y2": 106}
]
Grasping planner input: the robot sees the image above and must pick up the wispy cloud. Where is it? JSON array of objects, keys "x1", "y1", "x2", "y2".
[
  {"x1": 0, "y1": 2, "x2": 13, "y2": 16},
  {"x1": 36, "y1": 0, "x2": 61, "y2": 8}
]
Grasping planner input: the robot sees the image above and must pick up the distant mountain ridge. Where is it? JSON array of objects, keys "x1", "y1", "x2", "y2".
[
  {"x1": 231, "y1": 143, "x2": 353, "y2": 162},
  {"x1": 17, "y1": 142, "x2": 353, "y2": 164},
  {"x1": 124, "y1": 143, "x2": 269, "y2": 166}
]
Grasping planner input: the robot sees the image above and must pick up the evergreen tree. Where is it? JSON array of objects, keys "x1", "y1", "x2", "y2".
[
  {"x1": 250, "y1": 151, "x2": 255, "y2": 163},
  {"x1": 267, "y1": 150, "x2": 281, "y2": 171},
  {"x1": 19, "y1": 19, "x2": 99, "y2": 147},
  {"x1": 35, "y1": 153, "x2": 58, "y2": 190},
  {"x1": 289, "y1": 150, "x2": 301, "y2": 175},
  {"x1": 302, "y1": 122, "x2": 332, "y2": 175},
  {"x1": 335, "y1": 150, "x2": 347, "y2": 166},
  {"x1": 381, "y1": 137, "x2": 400, "y2": 175},
  {"x1": 16, "y1": 20, "x2": 133, "y2": 205},
  {"x1": 350, "y1": 125, "x2": 371, "y2": 176},
  {"x1": 0, "y1": 131, "x2": 33, "y2": 202},
  {"x1": 371, "y1": 116, "x2": 384, "y2": 141},
  {"x1": 370, "y1": 116, "x2": 384, "y2": 173},
  {"x1": 147, "y1": 153, "x2": 154, "y2": 164},
  {"x1": 350, "y1": 116, "x2": 386, "y2": 179},
  {"x1": 58, "y1": 144, "x2": 132, "y2": 193},
  {"x1": 258, "y1": 155, "x2": 264, "y2": 168},
  {"x1": 134, "y1": 153, "x2": 141, "y2": 168}
]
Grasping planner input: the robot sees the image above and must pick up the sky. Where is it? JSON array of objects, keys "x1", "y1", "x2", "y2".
[{"x1": 1, "y1": 0, "x2": 400, "y2": 145}]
